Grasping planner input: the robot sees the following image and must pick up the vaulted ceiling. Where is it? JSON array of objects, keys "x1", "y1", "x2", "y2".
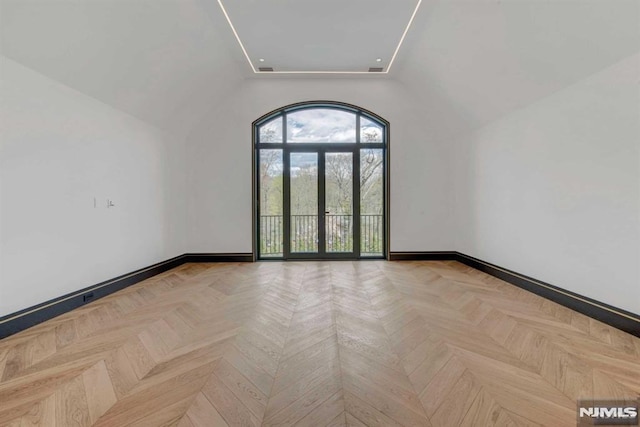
[{"x1": 1, "y1": 0, "x2": 638, "y2": 138}]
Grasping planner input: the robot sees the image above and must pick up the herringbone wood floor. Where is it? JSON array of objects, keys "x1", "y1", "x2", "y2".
[{"x1": 0, "y1": 261, "x2": 638, "y2": 426}]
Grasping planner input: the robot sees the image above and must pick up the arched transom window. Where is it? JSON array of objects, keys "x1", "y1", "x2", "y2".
[{"x1": 254, "y1": 102, "x2": 388, "y2": 260}]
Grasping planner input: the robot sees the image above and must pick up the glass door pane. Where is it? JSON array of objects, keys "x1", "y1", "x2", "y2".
[
  {"x1": 259, "y1": 149, "x2": 283, "y2": 257},
  {"x1": 325, "y1": 152, "x2": 353, "y2": 253},
  {"x1": 290, "y1": 153, "x2": 318, "y2": 253},
  {"x1": 360, "y1": 149, "x2": 384, "y2": 256}
]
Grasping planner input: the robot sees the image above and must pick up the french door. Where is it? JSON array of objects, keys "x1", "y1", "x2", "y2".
[
  {"x1": 287, "y1": 148, "x2": 357, "y2": 259},
  {"x1": 254, "y1": 102, "x2": 387, "y2": 260}
]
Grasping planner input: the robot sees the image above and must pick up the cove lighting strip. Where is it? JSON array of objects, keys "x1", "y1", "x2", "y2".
[{"x1": 216, "y1": 0, "x2": 422, "y2": 74}]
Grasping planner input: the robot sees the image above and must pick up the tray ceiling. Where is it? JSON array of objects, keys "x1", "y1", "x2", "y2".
[{"x1": 217, "y1": 0, "x2": 421, "y2": 74}]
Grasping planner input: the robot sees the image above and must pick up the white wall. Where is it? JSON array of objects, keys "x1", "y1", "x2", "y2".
[
  {"x1": 5, "y1": 37, "x2": 636, "y2": 321},
  {"x1": 454, "y1": 53, "x2": 640, "y2": 314},
  {"x1": 186, "y1": 78, "x2": 454, "y2": 253},
  {"x1": 0, "y1": 56, "x2": 186, "y2": 316}
]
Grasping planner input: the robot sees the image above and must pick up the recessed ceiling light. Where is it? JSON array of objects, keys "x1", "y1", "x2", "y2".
[
  {"x1": 217, "y1": 0, "x2": 422, "y2": 74},
  {"x1": 259, "y1": 58, "x2": 265, "y2": 62}
]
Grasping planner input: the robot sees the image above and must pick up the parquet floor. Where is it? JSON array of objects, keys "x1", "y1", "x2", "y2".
[{"x1": 0, "y1": 261, "x2": 639, "y2": 426}]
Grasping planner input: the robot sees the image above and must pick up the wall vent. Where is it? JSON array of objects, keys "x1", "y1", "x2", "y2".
[
  {"x1": 258, "y1": 67, "x2": 274, "y2": 72},
  {"x1": 368, "y1": 67, "x2": 384, "y2": 72}
]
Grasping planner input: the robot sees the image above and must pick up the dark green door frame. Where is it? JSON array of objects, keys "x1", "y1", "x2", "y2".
[{"x1": 283, "y1": 145, "x2": 360, "y2": 260}]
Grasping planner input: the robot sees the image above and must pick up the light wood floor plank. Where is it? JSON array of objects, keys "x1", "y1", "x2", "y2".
[
  {"x1": 0, "y1": 260, "x2": 637, "y2": 426},
  {"x1": 184, "y1": 392, "x2": 229, "y2": 427}
]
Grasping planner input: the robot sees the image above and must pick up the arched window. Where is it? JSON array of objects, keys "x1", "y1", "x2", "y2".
[{"x1": 253, "y1": 101, "x2": 388, "y2": 260}]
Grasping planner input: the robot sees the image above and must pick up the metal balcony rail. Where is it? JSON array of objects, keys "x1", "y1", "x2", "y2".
[{"x1": 260, "y1": 214, "x2": 383, "y2": 256}]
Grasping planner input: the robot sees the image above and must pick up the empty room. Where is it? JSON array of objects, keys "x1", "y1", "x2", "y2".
[{"x1": 1, "y1": 0, "x2": 639, "y2": 426}]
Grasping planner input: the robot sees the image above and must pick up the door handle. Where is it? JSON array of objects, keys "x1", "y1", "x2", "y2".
[{"x1": 325, "y1": 211, "x2": 331, "y2": 214}]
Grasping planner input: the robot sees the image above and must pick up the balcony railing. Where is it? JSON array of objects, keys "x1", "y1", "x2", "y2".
[{"x1": 260, "y1": 214, "x2": 383, "y2": 257}]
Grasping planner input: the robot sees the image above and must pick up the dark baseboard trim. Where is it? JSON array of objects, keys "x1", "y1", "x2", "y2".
[
  {"x1": 0, "y1": 254, "x2": 187, "y2": 340},
  {"x1": 389, "y1": 251, "x2": 457, "y2": 261},
  {"x1": 389, "y1": 251, "x2": 639, "y2": 337},
  {"x1": 0, "y1": 253, "x2": 253, "y2": 340},
  {"x1": 454, "y1": 253, "x2": 640, "y2": 338},
  {"x1": 2, "y1": 251, "x2": 638, "y2": 339},
  {"x1": 185, "y1": 253, "x2": 254, "y2": 263}
]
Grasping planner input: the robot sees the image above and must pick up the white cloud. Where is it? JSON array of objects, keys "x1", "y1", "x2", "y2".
[{"x1": 287, "y1": 109, "x2": 356, "y2": 142}]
